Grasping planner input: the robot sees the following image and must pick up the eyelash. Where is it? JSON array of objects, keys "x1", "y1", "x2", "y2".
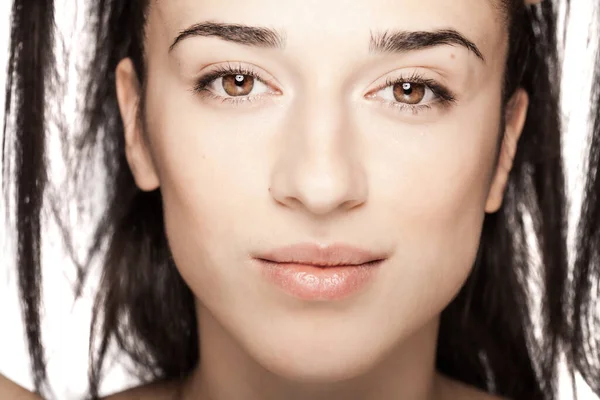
[
  {"x1": 370, "y1": 73, "x2": 457, "y2": 115},
  {"x1": 193, "y1": 64, "x2": 274, "y2": 105},
  {"x1": 193, "y1": 65, "x2": 457, "y2": 114}
]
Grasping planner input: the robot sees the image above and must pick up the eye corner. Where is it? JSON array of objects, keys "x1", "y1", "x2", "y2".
[
  {"x1": 363, "y1": 89, "x2": 378, "y2": 99},
  {"x1": 270, "y1": 87, "x2": 284, "y2": 96}
]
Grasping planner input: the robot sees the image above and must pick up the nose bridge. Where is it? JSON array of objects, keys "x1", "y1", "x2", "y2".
[
  {"x1": 269, "y1": 79, "x2": 368, "y2": 216},
  {"x1": 300, "y1": 80, "x2": 350, "y2": 156}
]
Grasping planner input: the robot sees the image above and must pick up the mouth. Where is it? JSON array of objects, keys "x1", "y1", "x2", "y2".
[
  {"x1": 253, "y1": 243, "x2": 388, "y2": 301},
  {"x1": 255, "y1": 242, "x2": 388, "y2": 266}
]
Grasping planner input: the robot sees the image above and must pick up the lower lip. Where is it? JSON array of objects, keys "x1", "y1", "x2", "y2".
[{"x1": 256, "y1": 259, "x2": 383, "y2": 301}]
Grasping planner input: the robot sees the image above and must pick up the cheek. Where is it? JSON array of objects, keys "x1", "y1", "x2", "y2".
[
  {"x1": 142, "y1": 65, "x2": 503, "y2": 341},
  {"x1": 363, "y1": 97, "x2": 502, "y2": 328},
  {"x1": 140, "y1": 77, "x2": 273, "y2": 307}
]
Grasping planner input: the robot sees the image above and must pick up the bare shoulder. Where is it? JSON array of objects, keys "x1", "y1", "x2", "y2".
[
  {"x1": 102, "y1": 380, "x2": 182, "y2": 400},
  {"x1": 436, "y1": 373, "x2": 509, "y2": 400},
  {"x1": 0, "y1": 374, "x2": 42, "y2": 400}
]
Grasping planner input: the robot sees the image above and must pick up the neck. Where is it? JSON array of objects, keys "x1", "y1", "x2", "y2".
[{"x1": 182, "y1": 304, "x2": 444, "y2": 400}]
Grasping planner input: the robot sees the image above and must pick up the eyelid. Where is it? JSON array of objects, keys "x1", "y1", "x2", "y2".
[
  {"x1": 364, "y1": 70, "x2": 456, "y2": 103},
  {"x1": 193, "y1": 62, "x2": 282, "y2": 97},
  {"x1": 193, "y1": 63, "x2": 457, "y2": 116},
  {"x1": 360, "y1": 69, "x2": 458, "y2": 118}
]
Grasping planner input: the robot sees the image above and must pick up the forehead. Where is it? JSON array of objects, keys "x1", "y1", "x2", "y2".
[
  {"x1": 148, "y1": 0, "x2": 509, "y2": 63},
  {"x1": 151, "y1": 0, "x2": 511, "y2": 23}
]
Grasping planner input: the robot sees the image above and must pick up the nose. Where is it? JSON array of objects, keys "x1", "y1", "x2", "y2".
[{"x1": 269, "y1": 93, "x2": 368, "y2": 216}]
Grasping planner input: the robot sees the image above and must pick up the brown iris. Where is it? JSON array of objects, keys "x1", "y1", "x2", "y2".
[
  {"x1": 393, "y1": 82, "x2": 426, "y2": 105},
  {"x1": 222, "y1": 74, "x2": 255, "y2": 96}
]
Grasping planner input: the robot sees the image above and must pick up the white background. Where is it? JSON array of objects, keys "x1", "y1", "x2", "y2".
[{"x1": 0, "y1": 0, "x2": 599, "y2": 399}]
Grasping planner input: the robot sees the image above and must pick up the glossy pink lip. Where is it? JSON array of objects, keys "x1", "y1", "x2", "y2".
[
  {"x1": 255, "y1": 243, "x2": 387, "y2": 267},
  {"x1": 254, "y1": 243, "x2": 387, "y2": 301}
]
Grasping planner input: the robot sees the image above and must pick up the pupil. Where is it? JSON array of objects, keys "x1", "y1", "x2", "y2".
[
  {"x1": 402, "y1": 83, "x2": 412, "y2": 94},
  {"x1": 235, "y1": 75, "x2": 245, "y2": 86}
]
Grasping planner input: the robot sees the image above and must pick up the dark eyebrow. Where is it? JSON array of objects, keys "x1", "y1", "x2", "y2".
[
  {"x1": 169, "y1": 22, "x2": 484, "y2": 63},
  {"x1": 169, "y1": 21, "x2": 285, "y2": 52},
  {"x1": 369, "y1": 29, "x2": 485, "y2": 62}
]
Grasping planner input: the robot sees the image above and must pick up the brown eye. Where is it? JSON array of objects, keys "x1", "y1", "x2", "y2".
[
  {"x1": 222, "y1": 74, "x2": 255, "y2": 96},
  {"x1": 393, "y1": 82, "x2": 426, "y2": 104}
]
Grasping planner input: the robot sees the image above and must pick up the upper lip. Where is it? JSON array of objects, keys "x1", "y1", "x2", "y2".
[{"x1": 255, "y1": 243, "x2": 387, "y2": 267}]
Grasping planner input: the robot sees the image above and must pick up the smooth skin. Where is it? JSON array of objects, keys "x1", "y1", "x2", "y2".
[
  {"x1": 0, "y1": 373, "x2": 509, "y2": 399},
  {"x1": 114, "y1": 0, "x2": 527, "y2": 399},
  {"x1": 2, "y1": 0, "x2": 543, "y2": 399},
  {"x1": 0, "y1": 375, "x2": 40, "y2": 400}
]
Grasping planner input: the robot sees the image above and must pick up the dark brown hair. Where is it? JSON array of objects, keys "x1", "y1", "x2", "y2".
[{"x1": 3, "y1": 0, "x2": 599, "y2": 399}]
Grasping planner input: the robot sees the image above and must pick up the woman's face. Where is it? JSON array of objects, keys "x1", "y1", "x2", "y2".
[{"x1": 117, "y1": 0, "x2": 527, "y2": 384}]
